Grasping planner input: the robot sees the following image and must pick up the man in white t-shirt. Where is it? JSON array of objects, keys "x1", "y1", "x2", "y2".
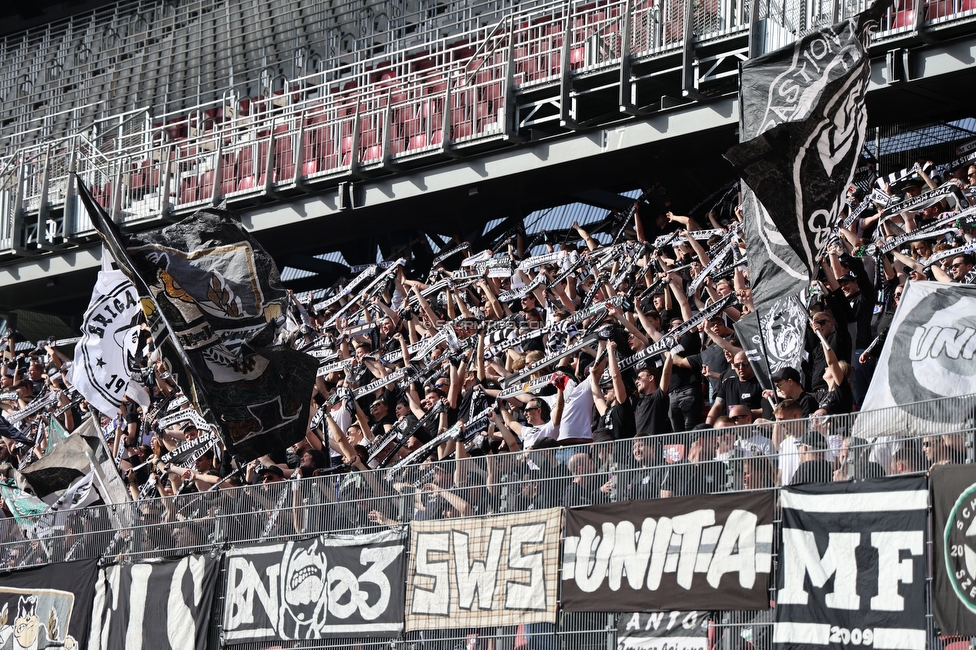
[
  {"x1": 502, "y1": 381, "x2": 565, "y2": 448},
  {"x1": 772, "y1": 399, "x2": 810, "y2": 486},
  {"x1": 727, "y1": 404, "x2": 774, "y2": 457},
  {"x1": 538, "y1": 371, "x2": 594, "y2": 445}
]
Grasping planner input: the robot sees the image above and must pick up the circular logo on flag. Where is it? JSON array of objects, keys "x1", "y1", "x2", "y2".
[
  {"x1": 889, "y1": 288, "x2": 976, "y2": 419},
  {"x1": 944, "y1": 482, "x2": 976, "y2": 613}
]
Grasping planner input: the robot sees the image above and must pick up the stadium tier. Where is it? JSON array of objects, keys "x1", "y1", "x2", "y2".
[{"x1": 2, "y1": 2, "x2": 976, "y2": 647}]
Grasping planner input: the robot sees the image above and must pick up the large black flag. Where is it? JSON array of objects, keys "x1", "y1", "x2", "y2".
[
  {"x1": 725, "y1": 3, "x2": 888, "y2": 282},
  {"x1": 76, "y1": 177, "x2": 317, "y2": 461}
]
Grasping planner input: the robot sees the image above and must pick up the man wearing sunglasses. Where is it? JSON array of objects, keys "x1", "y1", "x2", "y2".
[
  {"x1": 501, "y1": 381, "x2": 565, "y2": 449},
  {"x1": 705, "y1": 351, "x2": 765, "y2": 425},
  {"x1": 949, "y1": 254, "x2": 975, "y2": 283}
]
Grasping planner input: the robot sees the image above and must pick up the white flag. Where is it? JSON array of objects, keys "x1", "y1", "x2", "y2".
[
  {"x1": 68, "y1": 269, "x2": 149, "y2": 416},
  {"x1": 856, "y1": 280, "x2": 976, "y2": 438}
]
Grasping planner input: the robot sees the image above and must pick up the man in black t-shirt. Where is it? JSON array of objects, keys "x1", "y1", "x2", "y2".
[
  {"x1": 667, "y1": 321, "x2": 703, "y2": 431},
  {"x1": 791, "y1": 431, "x2": 833, "y2": 485},
  {"x1": 661, "y1": 427, "x2": 727, "y2": 497},
  {"x1": 368, "y1": 398, "x2": 396, "y2": 440},
  {"x1": 621, "y1": 436, "x2": 664, "y2": 501},
  {"x1": 768, "y1": 367, "x2": 820, "y2": 416},
  {"x1": 590, "y1": 353, "x2": 636, "y2": 440},
  {"x1": 706, "y1": 351, "x2": 765, "y2": 424},
  {"x1": 562, "y1": 452, "x2": 607, "y2": 508},
  {"x1": 606, "y1": 341, "x2": 673, "y2": 437}
]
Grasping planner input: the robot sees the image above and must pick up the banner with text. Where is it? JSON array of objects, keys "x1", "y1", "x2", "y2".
[
  {"x1": 617, "y1": 611, "x2": 710, "y2": 650},
  {"x1": 774, "y1": 476, "x2": 927, "y2": 650},
  {"x1": 931, "y1": 464, "x2": 976, "y2": 636},
  {"x1": 405, "y1": 507, "x2": 561, "y2": 631},
  {"x1": 857, "y1": 281, "x2": 976, "y2": 438},
  {"x1": 88, "y1": 554, "x2": 219, "y2": 650},
  {"x1": 562, "y1": 492, "x2": 774, "y2": 611},
  {"x1": 222, "y1": 531, "x2": 406, "y2": 642}
]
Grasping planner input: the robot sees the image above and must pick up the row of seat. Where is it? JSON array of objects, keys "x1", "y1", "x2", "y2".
[
  {"x1": 147, "y1": 0, "x2": 637, "y2": 143},
  {"x1": 78, "y1": 2, "x2": 671, "y2": 212},
  {"x1": 90, "y1": 90, "x2": 505, "y2": 211},
  {"x1": 889, "y1": 0, "x2": 976, "y2": 27}
]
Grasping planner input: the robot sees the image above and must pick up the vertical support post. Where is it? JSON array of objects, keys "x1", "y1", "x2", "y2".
[
  {"x1": 37, "y1": 144, "x2": 52, "y2": 249},
  {"x1": 559, "y1": 13, "x2": 578, "y2": 127},
  {"x1": 619, "y1": 0, "x2": 638, "y2": 114},
  {"x1": 681, "y1": 0, "x2": 702, "y2": 98}
]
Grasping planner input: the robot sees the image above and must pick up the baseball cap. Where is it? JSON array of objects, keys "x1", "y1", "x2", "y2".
[
  {"x1": 258, "y1": 465, "x2": 285, "y2": 478},
  {"x1": 770, "y1": 367, "x2": 801, "y2": 384}
]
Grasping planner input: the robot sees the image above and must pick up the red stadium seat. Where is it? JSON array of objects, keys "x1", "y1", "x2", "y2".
[
  {"x1": 219, "y1": 155, "x2": 236, "y2": 195},
  {"x1": 199, "y1": 170, "x2": 215, "y2": 201},
  {"x1": 180, "y1": 176, "x2": 198, "y2": 204},
  {"x1": 274, "y1": 137, "x2": 295, "y2": 180},
  {"x1": 891, "y1": 8, "x2": 915, "y2": 27}
]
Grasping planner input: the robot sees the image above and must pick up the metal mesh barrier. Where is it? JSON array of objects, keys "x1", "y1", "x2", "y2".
[{"x1": 1, "y1": 393, "x2": 974, "y2": 648}]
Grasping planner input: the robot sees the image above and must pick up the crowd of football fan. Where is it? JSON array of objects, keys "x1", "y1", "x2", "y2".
[{"x1": 1, "y1": 156, "x2": 975, "y2": 562}]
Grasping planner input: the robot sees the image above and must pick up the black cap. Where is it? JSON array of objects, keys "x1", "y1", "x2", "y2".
[
  {"x1": 837, "y1": 273, "x2": 856, "y2": 283},
  {"x1": 258, "y1": 464, "x2": 285, "y2": 478},
  {"x1": 771, "y1": 367, "x2": 801, "y2": 384}
]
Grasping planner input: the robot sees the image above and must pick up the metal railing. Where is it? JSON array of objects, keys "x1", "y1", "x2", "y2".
[{"x1": 1, "y1": 392, "x2": 974, "y2": 648}]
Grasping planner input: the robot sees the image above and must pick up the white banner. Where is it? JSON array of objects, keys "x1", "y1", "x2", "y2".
[
  {"x1": 857, "y1": 281, "x2": 976, "y2": 437},
  {"x1": 405, "y1": 507, "x2": 561, "y2": 631}
]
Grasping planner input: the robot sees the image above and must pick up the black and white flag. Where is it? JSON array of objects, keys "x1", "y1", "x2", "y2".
[
  {"x1": 76, "y1": 179, "x2": 318, "y2": 462},
  {"x1": 931, "y1": 464, "x2": 976, "y2": 635},
  {"x1": 726, "y1": 3, "x2": 888, "y2": 367},
  {"x1": 857, "y1": 281, "x2": 976, "y2": 437},
  {"x1": 88, "y1": 554, "x2": 220, "y2": 650},
  {"x1": 734, "y1": 301, "x2": 807, "y2": 391},
  {"x1": 68, "y1": 269, "x2": 150, "y2": 416},
  {"x1": 775, "y1": 476, "x2": 927, "y2": 650},
  {"x1": 223, "y1": 531, "x2": 406, "y2": 642},
  {"x1": 726, "y1": 3, "x2": 888, "y2": 280}
]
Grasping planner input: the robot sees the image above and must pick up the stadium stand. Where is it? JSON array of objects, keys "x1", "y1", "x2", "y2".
[{"x1": 1, "y1": 0, "x2": 976, "y2": 648}]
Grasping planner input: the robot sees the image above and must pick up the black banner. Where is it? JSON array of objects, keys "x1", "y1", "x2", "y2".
[
  {"x1": 774, "y1": 476, "x2": 927, "y2": 650},
  {"x1": 0, "y1": 559, "x2": 97, "y2": 650},
  {"x1": 617, "y1": 612, "x2": 710, "y2": 650},
  {"x1": 222, "y1": 531, "x2": 406, "y2": 642},
  {"x1": 89, "y1": 554, "x2": 220, "y2": 650},
  {"x1": 931, "y1": 464, "x2": 976, "y2": 635},
  {"x1": 561, "y1": 492, "x2": 774, "y2": 612},
  {"x1": 76, "y1": 180, "x2": 318, "y2": 462}
]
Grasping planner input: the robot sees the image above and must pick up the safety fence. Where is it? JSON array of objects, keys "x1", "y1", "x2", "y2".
[
  {"x1": 0, "y1": 392, "x2": 974, "y2": 648},
  {"x1": 0, "y1": 0, "x2": 972, "y2": 252}
]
